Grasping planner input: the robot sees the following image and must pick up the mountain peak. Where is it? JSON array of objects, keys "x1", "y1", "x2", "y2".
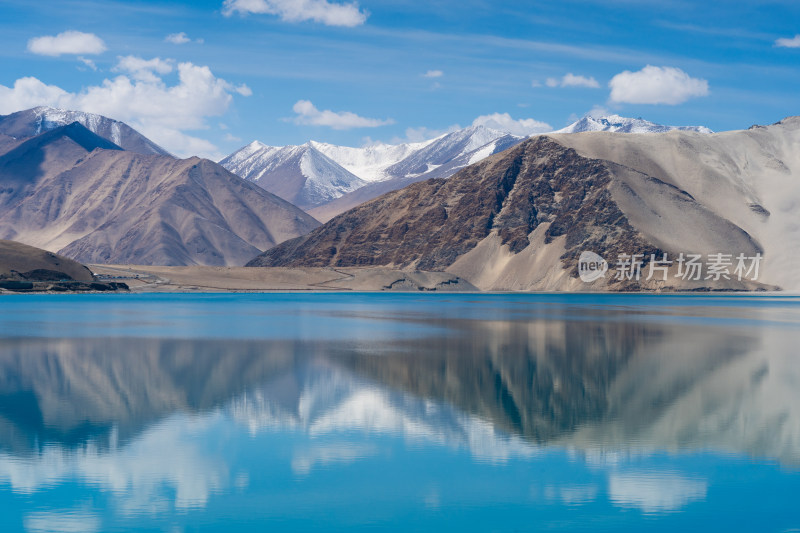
[
  {"x1": 0, "y1": 107, "x2": 172, "y2": 156},
  {"x1": 219, "y1": 140, "x2": 365, "y2": 210},
  {"x1": 557, "y1": 114, "x2": 713, "y2": 134},
  {"x1": 54, "y1": 121, "x2": 125, "y2": 152},
  {"x1": 2, "y1": 121, "x2": 123, "y2": 163}
]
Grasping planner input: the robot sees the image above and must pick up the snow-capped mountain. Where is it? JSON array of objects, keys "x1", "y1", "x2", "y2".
[
  {"x1": 383, "y1": 125, "x2": 523, "y2": 180},
  {"x1": 0, "y1": 106, "x2": 171, "y2": 156},
  {"x1": 310, "y1": 139, "x2": 433, "y2": 182},
  {"x1": 312, "y1": 125, "x2": 523, "y2": 183},
  {"x1": 222, "y1": 125, "x2": 525, "y2": 217},
  {"x1": 304, "y1": 126, "x2": 526, "y2": 220},
  {"x1": 219, "y1": 141, "x2": 366, "y2": 210},
  {"x1": 557, "y1": 114, "x2": 713, "y2": 134},
  {"x1": 223, "y1": 115, "x2": 712, "y2": 219}
]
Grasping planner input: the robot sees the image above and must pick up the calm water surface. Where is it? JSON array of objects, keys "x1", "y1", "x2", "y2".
[{"x1": 0, "y1": 293, "x2": 798, "y2": 532}]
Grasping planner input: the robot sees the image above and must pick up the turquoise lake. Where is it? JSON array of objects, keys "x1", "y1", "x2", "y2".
[{"x1": 0, "y1": 293, "x2": 798, "y2": 532}]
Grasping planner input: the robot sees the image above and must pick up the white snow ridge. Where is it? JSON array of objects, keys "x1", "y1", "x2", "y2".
[{"x1": 220, "y1": 115, "x2": 712, "y2": 213}]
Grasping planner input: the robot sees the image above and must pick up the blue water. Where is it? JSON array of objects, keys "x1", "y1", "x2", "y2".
[{"x1": 0, "y1": 293, "x2": 798, "y2": 532}]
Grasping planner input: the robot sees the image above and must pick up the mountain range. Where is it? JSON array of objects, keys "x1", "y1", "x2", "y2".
[
  {"x1": 221, "y1": 125, "x2": 524, "y2": 220},
  {"x1": 222, "y1": 116, "x2": 711, "y2": 221},
  {"x1": 555, "y1": 114, "x2": 712, "y2": 134},
  {"x1": 2, "y1": 105, "x2": 795, "y2": 292},
  {"x1": 249, "y1": 117, "x2": 800, "y2": 291},
  {"x1": 0, "y1": 111, "x2": 319, "y2": 266}
]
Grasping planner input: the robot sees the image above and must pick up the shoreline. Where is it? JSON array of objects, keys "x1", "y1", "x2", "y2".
[
  {"x1": 0, "y1": 263, "x2": 787, "y2": 295},
  {"x1": 87, "y1": 264, "x2": 479, "y2": 293}
]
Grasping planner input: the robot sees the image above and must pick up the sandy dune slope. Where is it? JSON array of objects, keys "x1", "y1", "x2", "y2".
[{"x1": 550, "y1": 117, "x2": 800, "y2": 289}]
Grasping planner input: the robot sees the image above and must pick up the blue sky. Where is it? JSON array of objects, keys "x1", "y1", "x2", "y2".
[{"x1": 0, "y1": 0, "x2": 798, "y2": 158}]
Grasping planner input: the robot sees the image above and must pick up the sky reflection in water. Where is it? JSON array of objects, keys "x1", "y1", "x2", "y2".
[{"x1": 0, "y1": 293, "x2": 798, "y2": 532}]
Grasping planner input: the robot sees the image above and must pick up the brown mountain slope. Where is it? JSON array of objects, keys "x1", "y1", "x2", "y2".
[
  {"x1": 248, "y1": 136, "x2": 761, "y2": 290},
  {"x1": 0, "y1": 123, "x2": 320, "y2": 266},
  {"x1": 0, "y1": 239, "x2": 94, "y2": 281}
]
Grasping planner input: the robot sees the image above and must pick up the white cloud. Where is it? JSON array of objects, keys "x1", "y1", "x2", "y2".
[
  {"x1": 27, "y1": 31, "x2": 107, "y2": 57},
  {"x1": 235, "y1": 84, "x2": 253, "y2": 96},
  {"x1": 0, "y1": 57, "x2": 251, "y2": 159},
  {"x1": 222, "y1": 0, "x2": 367, "y2": 27},
  {"x1": 561, "y1": 73, "x2": 601, "y2": 88},
  {"x1": 0, "y1": 77, "x2": 70, "y2": 112},
  {"x1": 586, "y1": 105, "x2": 609, "y2": 118},
  {"x1": 166, "y1": 32, "x2": 190, "y2": 44},
  {"x1": 546, "y1": 73, "x2": 600, "y2": 88},
  {"x1": 394, "y1": 124, "x2": 462, "y2": 143},
  {"x1": 77, "y1": 56, "x2": 97, "y2": 71},
  {"x1": 775, "y1": 34, "x2": 800, "y2": 48},
  {"x1": 608, "y1": 65, "x2": 709, "y2": 105},
  {"x1": 165, "y1": 32, "x2": 203, "y2": 45},
  {"x1": 422, "y1": 70, "x2": 443, "y2": 78},
  {"x1": 472, "y1": 112, "x2": 551, "y2": 136},
  {"x1": 291, "y1": 100, "x2": 394, "y2": 130},
  {"x1": 391, "y1": 112, "x2": 551, "y2": 144},
  {"x1": 113, "y1": 56, "x2": 173, "y2": 83}
]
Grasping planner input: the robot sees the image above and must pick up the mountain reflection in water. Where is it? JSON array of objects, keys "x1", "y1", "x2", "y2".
[{"x1": 0, "y1": 294, "x2": 797, "y2": 531}]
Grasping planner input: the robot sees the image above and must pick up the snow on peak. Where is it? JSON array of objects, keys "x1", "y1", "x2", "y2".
[
  {"x1": 556, "y1": 115, "x2": 713, "y2": 134},
  {"x1": 220, "y1": 141, "x2": 365, "y2": 208},
  {"x1": 1, "y1": 106, "x2": 171, "y2": 155},
  {"x1": 309, "y1": 139, "x2": 434, "y2": 183}
]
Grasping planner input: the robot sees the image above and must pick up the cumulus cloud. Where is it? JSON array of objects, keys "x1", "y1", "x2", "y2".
[
  {"x1": 0, "y1": 77, "x2": 70, "y2": 112},
  {"x1": 166, "y1": 32, "x2": 190, "y2": 45},
  {"x1": 775, "y1": 34, "x2": 800, "y2": 48},
  {"x1": 222, "y1": 0, "x2": 367, "y2": 27},
  {"x1": 27, "y1": 31, "x2": 107, "y2": 57},
  {"x1": 561, "y1": 73, "x2": 601, "y2": 88},
  {"x1": 0, "y1": 57, "x2": 252, "y2": 159},
  {"x1": 291, "y1": 100, "x2": 394, "y2": 129},
  {"x1": 392, "y1": 112, "x2": 551, "y2": 144},
  {"x1": 472, "y1": 112, "x2": 551, "y2": 136},
  {"x1": 546, "y1": 73, "x2": 600, "y2": 88},
  {"x1": 113, "y1": 56, "x2": 173, "y2": 83},
  {"x1": 393, "y1": 124, "x2": 462, "y2": 144},
  {"x1": 609, "y1": 65, "x2": 709, "y2": 105},
  {"x1": 422, "y1": 70, "x2": 443, "y2": 78},
  {"x1": 166, "y1": 32, "x2": 192, "y2": 44}
]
